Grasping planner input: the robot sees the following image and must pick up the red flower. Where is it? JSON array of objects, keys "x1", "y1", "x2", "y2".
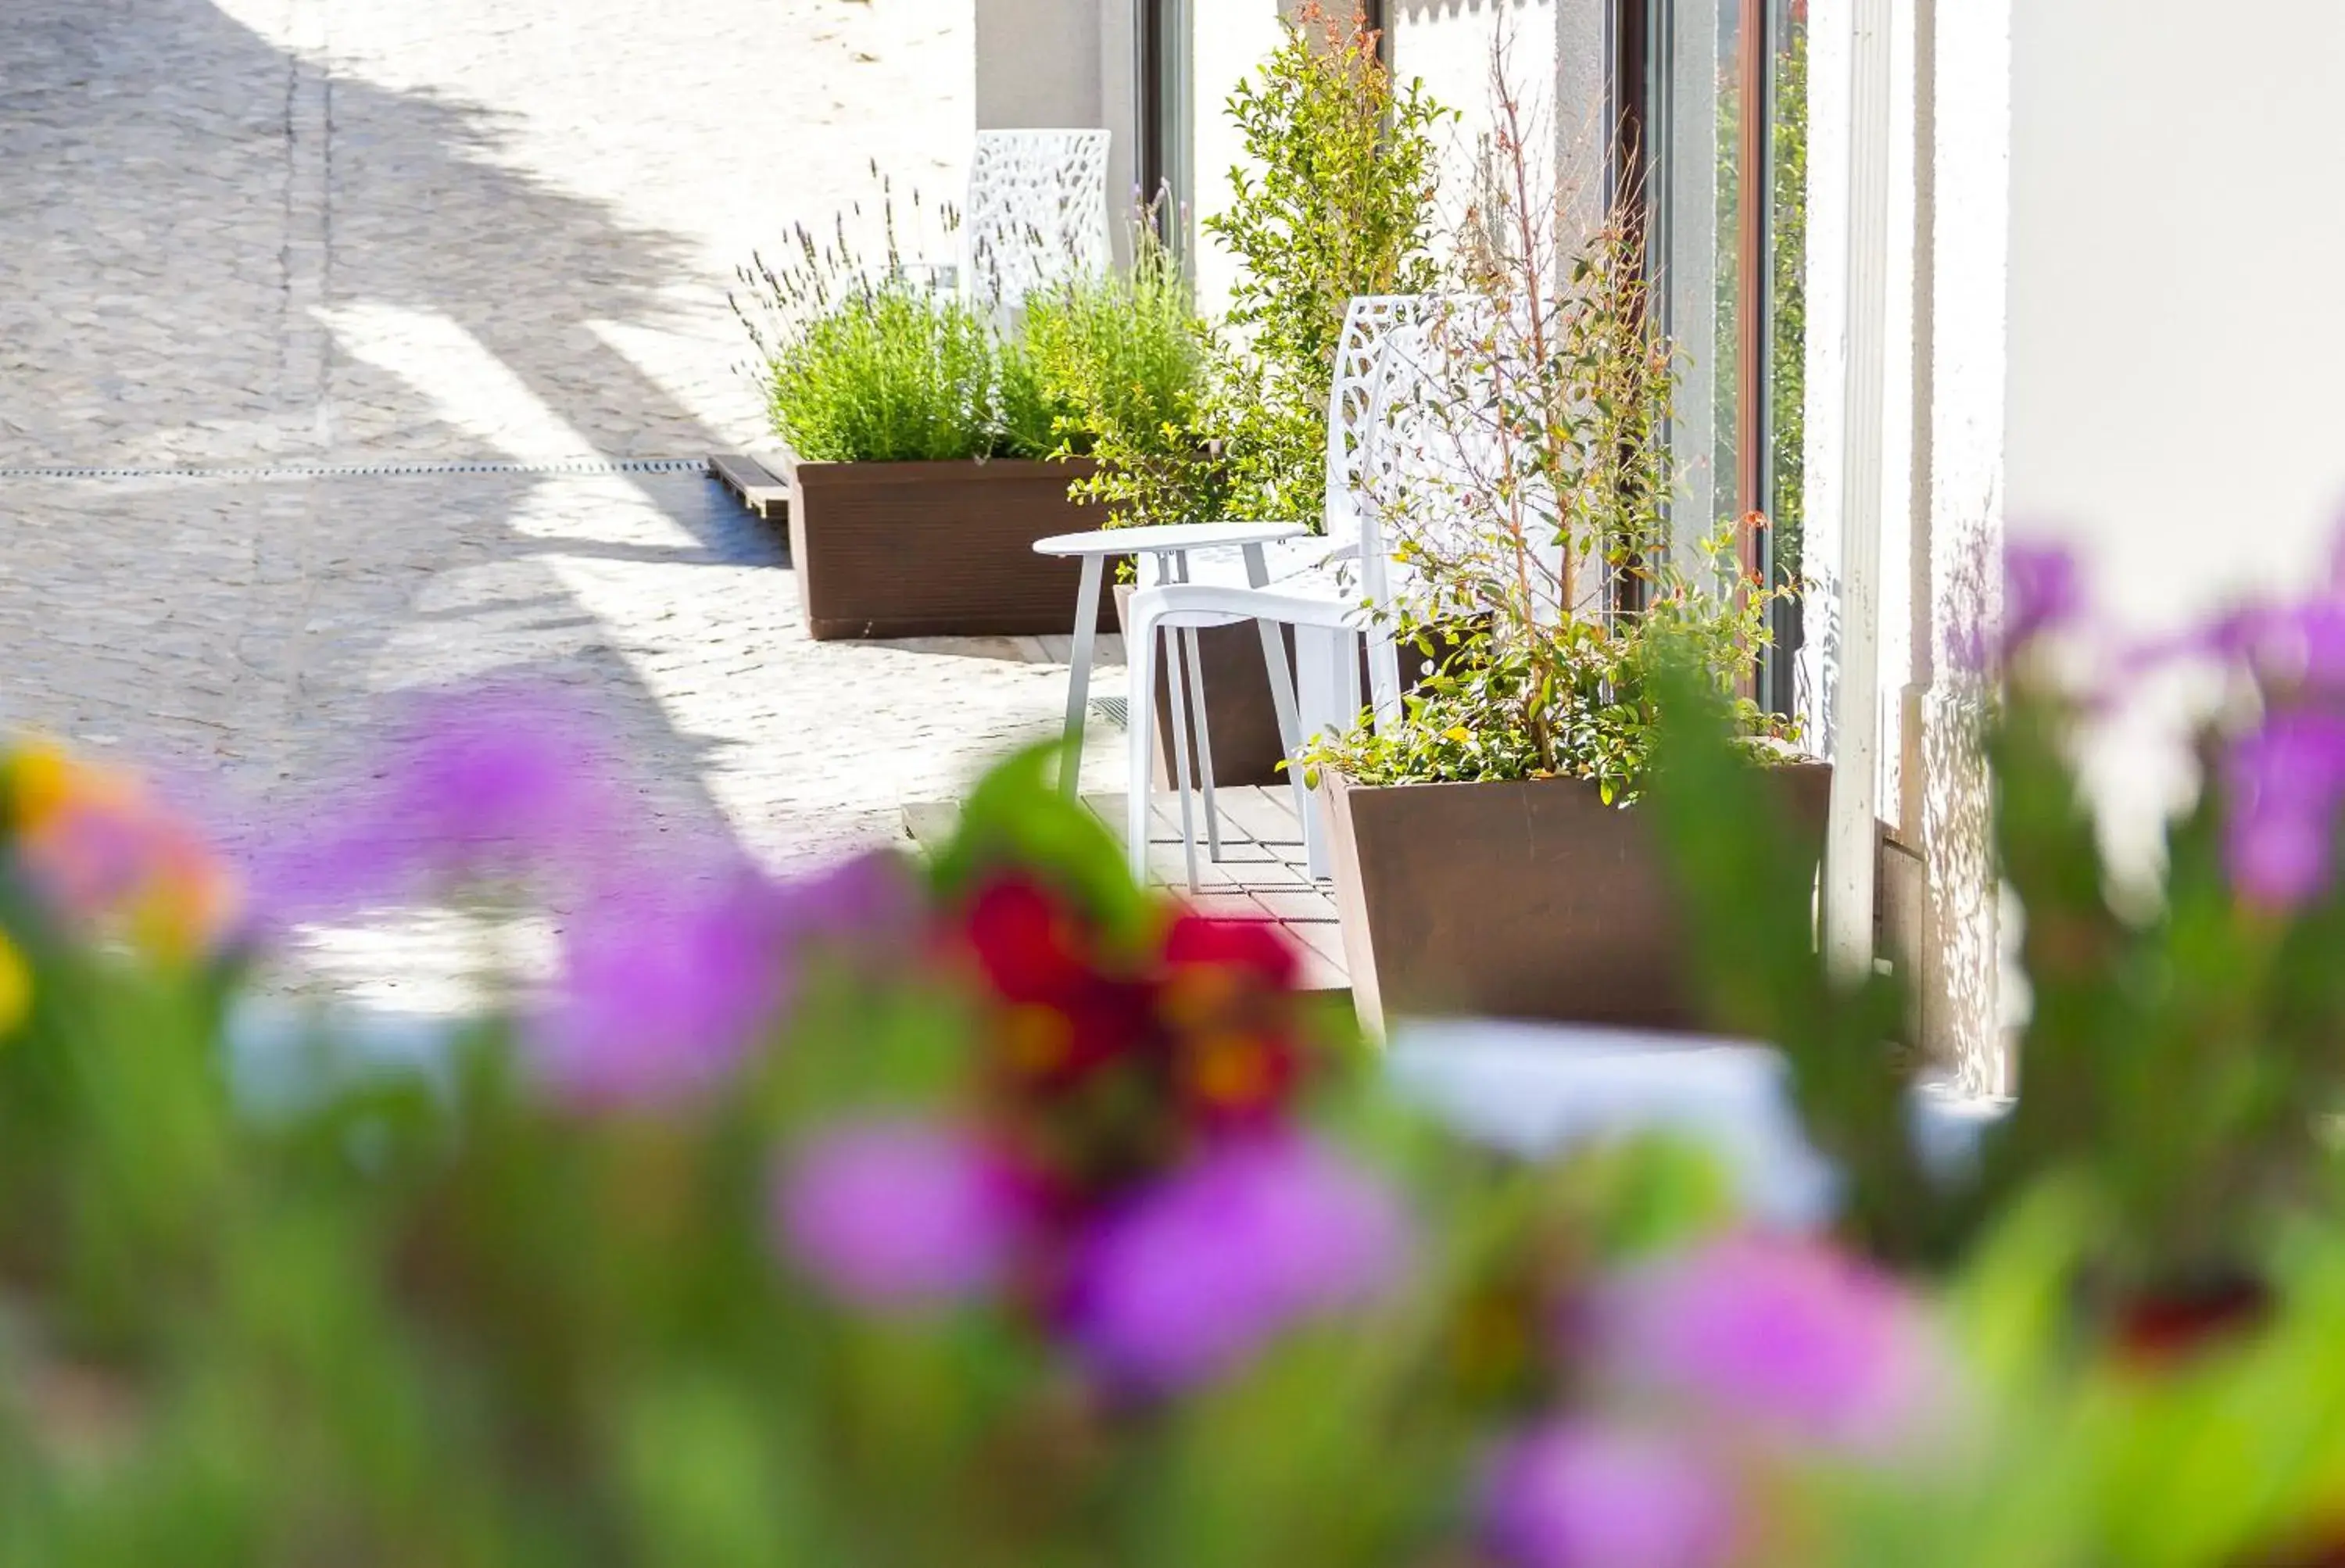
[
  {"x1": 963, "y1": 877, "x2": 1098, "y2": 1004},
  {"x1": 1158, "y1": 915, "x2": 1307, "y2": 1126},
  {"x1": 1162, "y1": 914, "x2": 1298, "y2": 989}
]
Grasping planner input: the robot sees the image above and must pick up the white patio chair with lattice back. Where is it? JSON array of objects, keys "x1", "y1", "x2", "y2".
[
  {"x1": 1121, "y1": 295, "x2": 1476, "y2": 888},
  {"x1": 958, "y1": 129, "x2": 1112, "y2": 329}
]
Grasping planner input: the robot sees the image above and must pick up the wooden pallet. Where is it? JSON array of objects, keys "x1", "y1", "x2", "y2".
[{"x1": 707, "y1": 453, "x2": 790, "y2": 519}]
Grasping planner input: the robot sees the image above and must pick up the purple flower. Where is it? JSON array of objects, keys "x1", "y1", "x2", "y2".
[
  {"x1": 1068, "y1": 1136, "x2": 1409, "y2": 1390},
  {"x1": 2222, "y1": 711, "x2": 2345, "y2": 909},
  {"x1": 775, "y1": 1119, "x2": 1021, "y2": 1309},
  {"x1": 1598, "y1": 1234, "x2": 1952, "y2": 1454},
  {"x1": 532, "y1": 865, "x2": 794, "y2": 1106},
  {"x1": 777, "y1": 850, "x2": 924, "y2": 952},
  {"x1": 260, "y1": 684, "x2": 625, "y2": 915},
  {"x1": 2003, "y1": 539, "x2": 2082, "y2": 654},
  {"x1": 1481, "y1": 1422, "x2": 1737, "y2": 1568}
]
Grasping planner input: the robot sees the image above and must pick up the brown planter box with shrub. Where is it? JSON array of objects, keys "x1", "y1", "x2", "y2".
[
  {"x1": 1319, "y1": 763, "x2": 1833, "y2": 1034},
  {"x1": 782, "y1": 451, "x2": 1119, "y2": 642}
]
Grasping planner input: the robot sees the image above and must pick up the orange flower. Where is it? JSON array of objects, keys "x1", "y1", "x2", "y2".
[{"x1": 5, "y1": 743, "x2": 242, "y2": 960}]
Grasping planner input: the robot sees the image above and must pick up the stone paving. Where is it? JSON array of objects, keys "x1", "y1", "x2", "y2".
[{"x1": 1, "y1": 0, "x2": 1130, "y2": 1010}]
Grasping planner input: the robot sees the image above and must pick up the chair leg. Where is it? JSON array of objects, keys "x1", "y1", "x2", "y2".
[
  {"x1": 1162, "y1": 627, "x2": 1203, "y2": 893},
  {"x1": 1294, "y1": 626, "x2": 1359, "y2": 881},
  {"x1": 1060, "y1": 554, "x2": 1104, "y2": 797},
  {"x1": 1256, "y1": 618, "x2": 1316, "y2": 872},
  {"x1": 1181, "y1": 626, "x2": 1223, "y2": 861},
  {"x1": 1366, "y1": 621, "x2": 1405, "y2": 736},
  {"x1": 1126, "y1": 618, "x2": 1160, "y2": 886}
]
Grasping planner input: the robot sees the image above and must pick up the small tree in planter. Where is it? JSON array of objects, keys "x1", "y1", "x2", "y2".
[
  {"x1": 1301, "y1": 63, "x2": 1804, "y2": 1033},
  {"x1": 732, "y1": 184, "x2": 1109, "y2": 642},
  {"x1": 1205, "y1": 3, "x2": 1448, "y2": 530},
  {"x1": 1061, "y1": 8, "x2": 1449, "y2": 787}
]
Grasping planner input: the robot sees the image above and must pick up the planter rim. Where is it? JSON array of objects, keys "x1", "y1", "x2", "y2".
[
  {"x1": 1323, "y1": 758, "x2": 1828, "y2": 797},
  {"x1": 777, "y1": 446, "x2": 1095, "y2": 485}
]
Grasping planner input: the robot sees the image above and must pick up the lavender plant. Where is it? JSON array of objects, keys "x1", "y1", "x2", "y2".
[{"x1": 732, "y1": 173, "x2": 1068, "y2": 463}]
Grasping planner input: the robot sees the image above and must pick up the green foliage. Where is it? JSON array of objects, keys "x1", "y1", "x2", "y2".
[
  {"x1": 752, "y1": 279, "x2": 1054, "y2": 464},
  {"x1": 1769, "y1": 25, "x2": 1810, "y2": 578},
  {"x1": 1202, "y1": 5, "x2": 1448, "y2": 528},
  {"x1": 1640, "y1": 629, "x2": 2345, "y2": 1296},
  {"x1": 1305, "y1": 65, "x2": 1786, "y2": 799},
  {"x1": 1022, "y1": 221, "x2": 1229, "y2": 528}
]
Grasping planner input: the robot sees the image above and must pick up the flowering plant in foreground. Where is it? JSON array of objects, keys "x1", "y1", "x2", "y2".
[{"x1": 9, "y1": 658, "x2": 2345, "y2": 1565}]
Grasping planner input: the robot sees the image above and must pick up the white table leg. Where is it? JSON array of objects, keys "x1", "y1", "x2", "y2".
[{"x1": 1060, "y1": 553, "x2": 1104, "y2": 799}]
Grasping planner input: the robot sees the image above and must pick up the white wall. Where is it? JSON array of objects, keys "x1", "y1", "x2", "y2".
[
  {"x1": 2006, "y1": 0, "x2": 2345, "y2": 893},
  {"x1": 1390, "y1": 0, "x2": 1562, "y2": 238},
  {"x1": 1187, "y1": 0, "x2": 1290, "y2": 313},
  {"x1": 1803, "y1": 0, "x2": 2010, "y2": 1088}
]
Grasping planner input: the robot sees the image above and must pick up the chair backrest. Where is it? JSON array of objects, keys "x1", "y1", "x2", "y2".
[
  {"x1": 960, "y1": 129, "x2": 1112, "y2": 326},
  {"x1": 1323, "y1": 295, "x2": 1432, "y2": 554},
  {"x1": 1351, "y1": 300, "x2": 1505, "y2": 604}
]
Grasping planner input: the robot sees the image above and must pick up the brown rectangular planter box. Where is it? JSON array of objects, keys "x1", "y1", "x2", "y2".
[
  {"x1": 1320, "y1": 764, "x2": 1833, "y2": 1035},
  {"x1": 781, "y1": 450, "x2": 1118, "y2": 642}
]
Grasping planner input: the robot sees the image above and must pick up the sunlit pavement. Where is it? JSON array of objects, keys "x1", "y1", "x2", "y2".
[{"x1": 2, "y1": 0, "x2": 1127, "y2": 1008}]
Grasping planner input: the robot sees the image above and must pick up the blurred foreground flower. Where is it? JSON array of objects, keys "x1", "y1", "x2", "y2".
[
  {"x1": 5, "y1": 742, "x2": 242, "y2": 958},
  {"x1": 1601, "y1": 1233, "x2": 1953, "y2": 1454},
  {"x1": 2003, "y1": 539, "x2": 2082, "y2": 654},
  {"x1": 1069, "y1": 1133, "x2": 1409, "y2": 1389},
  {"x1": 1481, "y1": 1421, "x2": 1736, "y2": 1568},
  {"x1": 777, "y1": 1118, "x2": 1021, "y2": 1309},
  {"x1": 536, "y1": 851, "x2": 920, "y2": 1107},
  {"x1": 0, "y1": 930, "x2": 29, "y2": 1035},
  {"x1": 2221, "y1": 711, "x2": 2345, "y2": 910},
  {"x1": 534, "y1": 868, "x2": 797, "y2": 1106},
  {"x1": 260, "y1": 684, "x2": 625, "y2": 915}
]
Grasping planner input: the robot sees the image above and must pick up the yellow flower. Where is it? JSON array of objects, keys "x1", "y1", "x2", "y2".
[
  {"x1": 0, "y1": 932, "x2": 29, "y2": 1036},
  {"x1": 6, "y1": 740, "x2": 242, "y2": 961}
]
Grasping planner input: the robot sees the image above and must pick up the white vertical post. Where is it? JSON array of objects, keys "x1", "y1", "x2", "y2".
[{"x1": 1822, "y1": 0, "x2": 1895, "y2": 975}]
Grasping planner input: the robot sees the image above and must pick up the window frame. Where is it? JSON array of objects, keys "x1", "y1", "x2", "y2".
[{"x1": 1614, "y1": 0, "x2": 1801, "y2": 710}]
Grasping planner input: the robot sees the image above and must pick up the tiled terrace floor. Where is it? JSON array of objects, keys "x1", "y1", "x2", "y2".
[{"x1": 905, "y1": 786, "x2": 1350, "y2": 992}]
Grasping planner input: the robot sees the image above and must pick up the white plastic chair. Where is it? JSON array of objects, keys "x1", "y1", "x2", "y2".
[
  {"x1": 959, "y1": 129, "x2": 1112, "y2": 328},
  {"x1": 1123, "y1": 296, "x2": 1462, "y2": 886}
]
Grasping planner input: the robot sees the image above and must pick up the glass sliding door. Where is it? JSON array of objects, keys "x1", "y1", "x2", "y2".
[
  {"x1": 1137, "y1": 0, "x2": 1192, "y2": 231},
  {"x1": 1634, "y1": 0, "x2": 1807, "y2": 712}
]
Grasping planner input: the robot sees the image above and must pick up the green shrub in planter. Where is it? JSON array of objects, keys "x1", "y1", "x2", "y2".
[
  {"x1": 733, "y1": 192, "x2": 1071, "y2": 464},
  {"x1": 1025, "y1": 221, "x2": 1228, "y2": 529},
  {"x1": 749, "y1": 278, "x2": 1056, "y2": 464}
]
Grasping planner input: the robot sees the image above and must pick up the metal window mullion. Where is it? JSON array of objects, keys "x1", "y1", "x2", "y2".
[{"x1": 1821, "y1": 0, "x2": 1895, "y2": 975}]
